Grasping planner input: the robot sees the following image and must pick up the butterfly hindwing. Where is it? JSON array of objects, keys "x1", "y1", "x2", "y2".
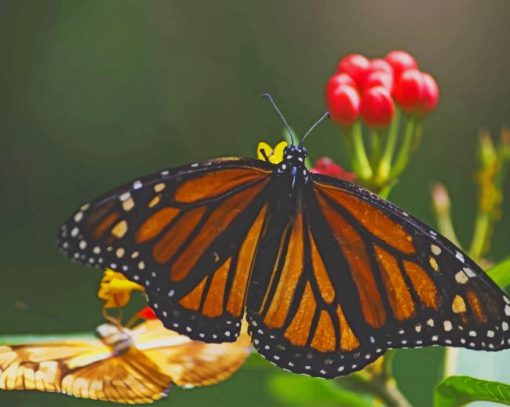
[
  {"x1": 0, "y1": 339, "x2": 169, "y2": 404},
  {"x1": 0, "y1": 320, "x2": 251, "y2": 403},
  {"x1": 58, "y1": 158, "x2": 273, "y2": 342},
  {"x1": 134, "y1": 320, "x2": 251, "y2": 387}
]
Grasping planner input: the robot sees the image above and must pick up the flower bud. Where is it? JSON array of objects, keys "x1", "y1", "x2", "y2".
[
  {"x1": 337, "y1": 54, "x2": 370, "y2": 87},
  {"x1": 418, "y1": 72, "x2": 439, "y2": 115},
  {"x1": 432, "y1": 182, "x2": 451, "y2": 215},
  {"x1": 326, "y1": 73, "x2": 357, "y2": 98},
  {"x1": 385, "y1": 50, "x2": 417, "y2": 80},
  {"x1": 327, "y1": 85, "x2": 360, "y2": 127},
  {"x1": 310, "y1": 156, "x2": 356, "y2": 182},
  {"x1": 394, "y1": 69, "x2": 425, "y2": 112},
  {"x1": 363, "y1": 71, "x2": 393, "y2": 93},
  {"x1": 360, "y1": 86, "x2": 395, "y2": 128}
]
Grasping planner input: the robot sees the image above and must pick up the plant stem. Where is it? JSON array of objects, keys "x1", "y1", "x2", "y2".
[
  {"x1": 469, "y1": 213, "x2": 491, "y2": 263},
  {"x1": 377, "y1": 109, "x2": 401, "y2": 183},
  {"x1": 342, "y1": 371, "x2": 412, "y2": 407},
  {"x1": 390, "y1": 116, "x2": 416, "y2": 178},
  {"x1": 351, "y1": 121, "x2": 373, "y2": 181},
  {"x1": 369, "y1": 129, "x2": 382, "y2": 168}
]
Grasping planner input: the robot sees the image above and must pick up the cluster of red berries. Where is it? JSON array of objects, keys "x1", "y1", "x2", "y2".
[{"x1": 326, "y1": 51, "x2": 439, "y2": 127}]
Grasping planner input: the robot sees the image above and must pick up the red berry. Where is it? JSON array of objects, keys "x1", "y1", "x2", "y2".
[
  {"x1": 326, "y1": 85, "x2": 360, "y2": 127},
  {"x1": 360, "y1": 86, "x2": 395, "y2": 127},
  {"x1": 418, "y1": 72, "x2": 439, "y2": 115},
  {"x1": 310, "y1": 157, "x2": 356, "y2": 182},
  {"x1": 326, "y1": 73, "x2": 357, "y2": 99},
  {"x1": 337, "y1": 54, "x2": 370, "y2": 86},
  {"x1": 394, "y1": 69, "x2": 425, "y2": 112},
  {"x1": 385, "y1": 50, "x2": 418, "y2": 80},
  {"x1": 368, "y1": 58, "x2": 393, "y2": 75},
  {"x1": 363, "y1": 71, "x2": 393, "y2": 93}
]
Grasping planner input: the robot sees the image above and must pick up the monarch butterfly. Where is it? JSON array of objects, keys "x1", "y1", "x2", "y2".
[
  {"x1": 0, "y1": 317, "x2": 251, "y2": 403},
  {"x1": 57, "y1": 103, "x2": 510, "y2": 379}
]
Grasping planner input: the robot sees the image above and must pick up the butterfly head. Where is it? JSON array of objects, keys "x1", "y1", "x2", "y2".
[
  {"x1": 96, "y1": 323, "x2": 134, "y2": 355},
  {"x1": 276, "y1": 145, "x2": 309, "y2": 184}
]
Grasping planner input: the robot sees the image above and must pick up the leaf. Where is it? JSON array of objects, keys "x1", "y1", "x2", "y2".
[
  {"x1": 268, "y1": 373, "x2": 373, "y2": 407},
  {"x1": 435, "y1": 375, "x2": 510, "y2": 407},
  {"x1": 487, "y1": 257, "x2": 510, "y2": 289}
]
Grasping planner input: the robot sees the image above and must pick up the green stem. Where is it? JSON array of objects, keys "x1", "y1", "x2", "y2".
[
  {"x1": 432, "y1": 183, "x2": 462, "y2": 248},
  {"x1": 369, "y1": 129, "x2": 382, "y2": 168},
  {"x1": 390, "y1": 116, "x2": 416, "y2": 178},
  {"x1": 377, "y1": 109, "x2": 401, "y2": 183},
  {"x1": 377, "y1": 180, "x2": 398, "y2": 199},
  {"x1": 351, "y1": 121, "x2": 373, "y2": 181},
  {"x1": 468, "y1": 211, "x2": 491, "y2": 263},
  {"x1": 342, "y1": 372, "x2": 412, "y2": 407}
]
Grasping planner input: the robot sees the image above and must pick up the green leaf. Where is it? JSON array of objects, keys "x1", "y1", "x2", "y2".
[
  {"x1": 268, "y1": 373, "x2": 373, "y2": 407},
  {"x1": 487, "y1": 257, "x2": 510, "y2": 289},
  {"x1": 435, "y1": 375, "x2": 510, "y2": 407}
]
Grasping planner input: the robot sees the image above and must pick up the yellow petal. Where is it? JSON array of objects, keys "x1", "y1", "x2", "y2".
[
  {"x1": 256, "y1": 141, "x2": 272, "y2": 161},
  {"x1": 270, "y1": 141, "x2": 288, "y2": 164},
  {"x1": 98, "y1": 269, "x2": 144, "y2": 308}
]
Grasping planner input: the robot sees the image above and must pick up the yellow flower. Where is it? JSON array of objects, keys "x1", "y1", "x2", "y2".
[
  {"x1": 256, "y1": 141, "x2": 288, "y2": 164},
  {"x1": 98, "y1": 269, "x2": 144, "y2": 308}
]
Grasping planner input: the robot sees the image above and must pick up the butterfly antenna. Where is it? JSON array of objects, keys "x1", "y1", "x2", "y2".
[
  {"x1": 300, "y1": 111, "x2": 330, "y2": 145},
  {"x1": 261, "y1": 93, "x2": 295, "y2": 145}
]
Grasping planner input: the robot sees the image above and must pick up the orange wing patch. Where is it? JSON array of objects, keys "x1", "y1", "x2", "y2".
[
  {"x1": 227, "y1": 206, "x2": 268, "y2": 317},
  {"x1": 336, "y1": 305, "x2": 360, "y2": 352},
  {"x1": 263, "y1": 212, "x2": 304, "y2": 329},
  {"x1": 202, "y1": 258, "x2": 231, "y2": 318},
  {"x1": 284, "y1": 282, "x2": 316, "y2": 346},
  {"x1": 153, "y1": 207, "x2": 206, "y2": 265},
  {"x1": 93, "y1": 212, "x2": 121, "y2": 239},
  {"x1": 170, "y1": 180, "x2": 267, "y2": 282},
  {"x1": 466, "y1": 289, "x2": 487, "y2": 323},
  {"x1": 311, "y1": 311, "x2": 336, "y2": 353},
  {"x1": 317, "y1": 193, "x2": 386, "y2": 328},
  {"x1": 179, "y1": 277, "x2": 208, "y2": 311},
  {"x1": 375, "y1": 246, "x2": 415, "y2": 320},
  {"x1": 403, "y1": 261, "x2": 439, "y2": 310},
  {"x1": 317, "y1": 183, "x2": 415, "y2": 254},
  {"x1": 309, "y1": 232, "x2": 335, "y2": 304},
  {"x1": 174, "y1": 168, "x2": 269, "y2": 203},
  {"x1": 136, "y1": 207, "x2": 180, "y2": 243}
]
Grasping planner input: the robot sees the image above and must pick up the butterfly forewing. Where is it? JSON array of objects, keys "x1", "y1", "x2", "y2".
[{"x1": 58, "y1": 158, "x2": 273, "y2": 342}]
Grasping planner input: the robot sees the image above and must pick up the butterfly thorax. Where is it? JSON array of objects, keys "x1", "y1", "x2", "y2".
[
  {"x1": 276, "y1": 145, "x2": 309, "y2": 187},
  {"x1": 96, "y1": 323, "x2": 134, "y2": 355}
]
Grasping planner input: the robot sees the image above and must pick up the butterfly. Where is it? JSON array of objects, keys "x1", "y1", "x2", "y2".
[
  {"x1": 0, "y1": 317, "x2": 251, "y2": 403},
  {"x1": 57, "y1": 134, "x2": 510, "y2": 379}
]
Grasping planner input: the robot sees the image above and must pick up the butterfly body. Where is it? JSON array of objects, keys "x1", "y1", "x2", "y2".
[{"x1": 58, "y1": 147, "x2": 510, "y2": 378}]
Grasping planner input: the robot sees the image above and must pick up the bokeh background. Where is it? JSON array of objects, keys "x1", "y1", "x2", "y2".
[{"x1": 1, "y1": 1, "x2": 510, "y2": 406}]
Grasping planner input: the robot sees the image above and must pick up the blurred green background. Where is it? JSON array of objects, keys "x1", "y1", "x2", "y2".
[{"x1": 1, "y1": 1, "x2": 510, "y2": 406}]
